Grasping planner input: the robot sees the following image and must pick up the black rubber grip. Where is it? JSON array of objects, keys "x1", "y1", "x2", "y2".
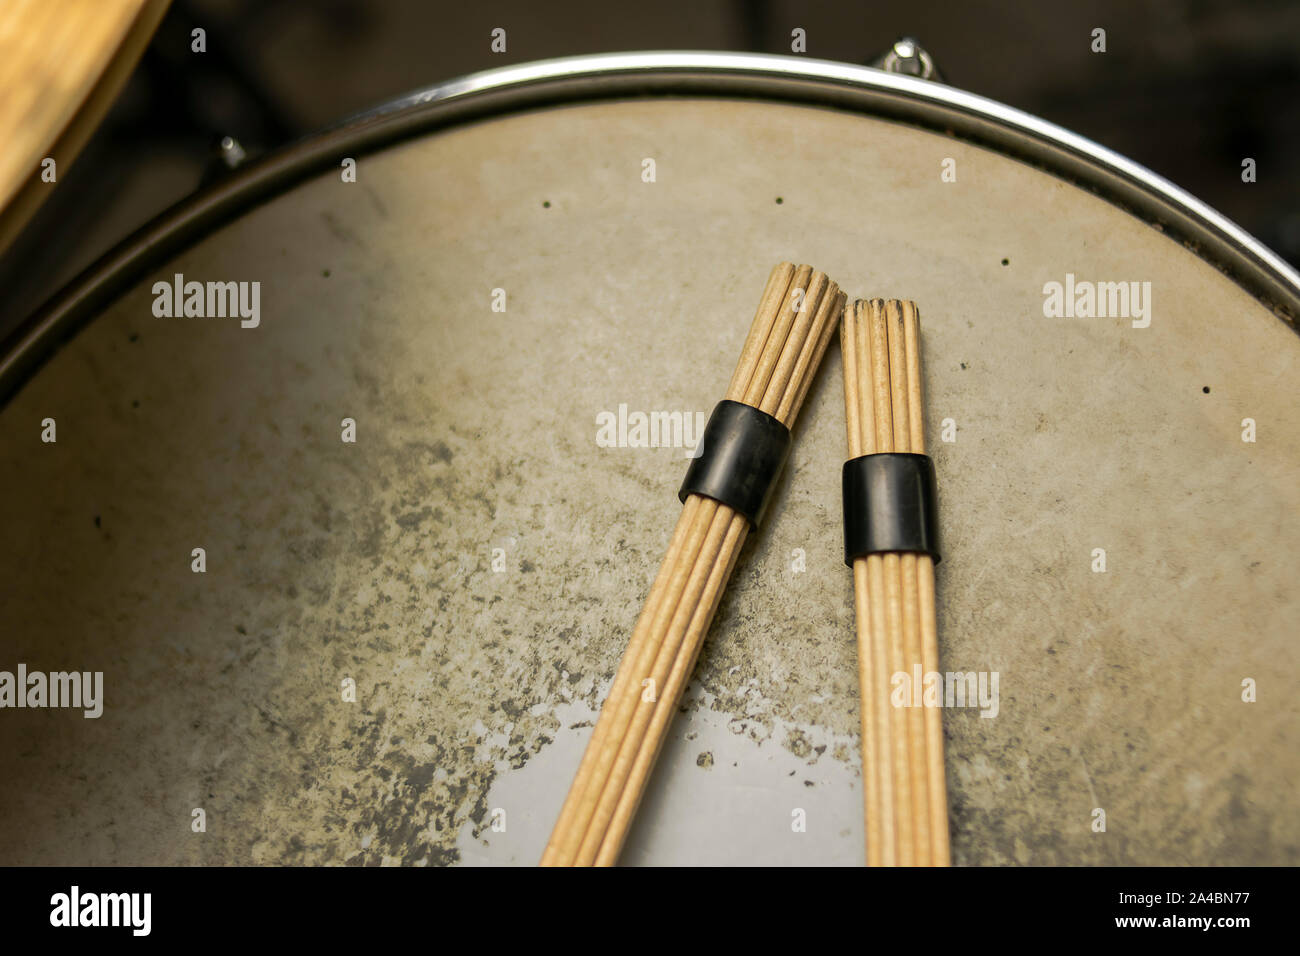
[
  {"x1": 842, "y1": 452, "x2": 941, "y2": 565},
  {"x1": 679, "y1": 400, "x2": 792, "y2": 527}
]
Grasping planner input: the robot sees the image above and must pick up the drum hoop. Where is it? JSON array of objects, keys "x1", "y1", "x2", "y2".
[{"x1": 3, "y1": 50, "x2": 1297, "y2": 403}]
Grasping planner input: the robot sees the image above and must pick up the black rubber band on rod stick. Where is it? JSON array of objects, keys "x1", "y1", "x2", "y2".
[
  {"x1": 679, "y1": 400, "x2": 792, "y2": 527},
  {"x1": 842, "y1": 452, "x2": 941, "y2": 566}
]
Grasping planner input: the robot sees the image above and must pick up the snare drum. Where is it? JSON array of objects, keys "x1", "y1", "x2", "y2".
[{"x1": 0, "y1": 52, "x2": 1295, "y2": 866}]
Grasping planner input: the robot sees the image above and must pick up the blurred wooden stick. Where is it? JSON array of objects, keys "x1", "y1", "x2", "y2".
[{"x1": 0, "y1": 0, "x2": 171, "y2": 255}]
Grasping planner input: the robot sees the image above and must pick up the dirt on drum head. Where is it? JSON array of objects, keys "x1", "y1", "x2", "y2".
[{"x1": 0, "y1": 96, "x2": 1295, "y2": 865}]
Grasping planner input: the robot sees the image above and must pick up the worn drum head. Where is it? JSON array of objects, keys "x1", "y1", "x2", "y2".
[{"x1": 0, "y1": 56, "x2": 1296, "y2": 865}]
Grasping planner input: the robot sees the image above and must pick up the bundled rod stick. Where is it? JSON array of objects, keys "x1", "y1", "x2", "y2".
[
  {"x1": 594, "y1": 280, "x2": 843, "y2": 866},
  {"x1": 543, "y1": 263, "x2": 844, "y2": 866},
  {"x1": 841, "y1": 298, "x2": 949, "y2": 866}
]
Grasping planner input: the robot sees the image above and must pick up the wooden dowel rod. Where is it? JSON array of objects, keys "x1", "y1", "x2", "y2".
[
  {"x1": 763, "y1": 271, "x2": 828, "y2": 411},
  {"x1": 903, "y1": 301, "x2": 950, "y2": 866},
  {"x1": 743, "y1": 265, "x2": 813, "y2": 407},
  {"x1": 726, "y1": 263, "x2": 795, "y2": 399},
  {"x1": 784, "y1": 290, "x2": 847, "y2": 426}
]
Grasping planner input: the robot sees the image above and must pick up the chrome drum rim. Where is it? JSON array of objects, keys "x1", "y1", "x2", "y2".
[{"x1": 4, "y1": 50, "x2": 1297, "y2": 401}]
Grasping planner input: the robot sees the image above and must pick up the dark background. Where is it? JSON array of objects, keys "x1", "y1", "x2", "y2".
[{"x1": 3, "y1": 0, "x2": 1298, "y2": 335}]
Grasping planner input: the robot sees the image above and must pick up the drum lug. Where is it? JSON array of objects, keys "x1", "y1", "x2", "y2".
[
  {"x1": 870, "y1": 37, "x2": 944, "y2": 83},
  {"x1": 216, "y1": 135, "x2": 248, "y2": 170},
  {"x1": 200, "y1": 134, "x2": 250, "y2": 187}
]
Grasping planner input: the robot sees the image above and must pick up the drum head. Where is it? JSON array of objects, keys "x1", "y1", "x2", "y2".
[{"x1": 1, "y1": 61, "x2": 1296, "y2": 865}]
